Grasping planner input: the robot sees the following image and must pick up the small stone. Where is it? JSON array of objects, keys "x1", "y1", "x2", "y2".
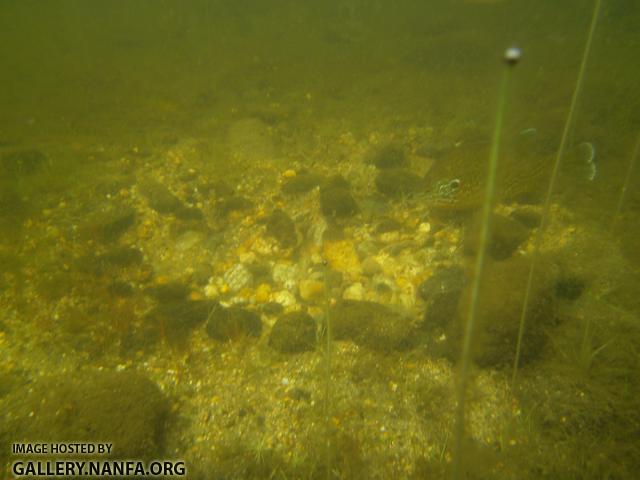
[
  {"x1": 465, "y1": 212, "x2": 530, "y2": 260},
  {"x1": 362, "y1": 257, "x2": 382, "y2": 276},
  {"x1": 204, "y1": 283, "x2": 219, "y2": 299},
  {"x1": 269, "y1": 311, "x2": 317, "y2": 354},
  {"x1": 223, "y1": 263, "x2": 252, "y2": 292},
  {"x1": 369, "y1": 145, "x2": 408, "y2": 170},
  {"x1": 330, "y1": 300, "x2": 416, "y2": 351},
  {"x1": 323, "y1": 239, "x2": 362, "y2": 279},
  {"x1": 272, "y1": 262, "x2": 298, "y2": 290},
  {"x1": 418, "y1": 222, "x2": 431, "y2": 233},
  {"x1": 265, "y1": 209, "x2": 297, "y2": 248},
  {"x1": 273, "y1": 290, "x2": 297, "y2": 308},
  {"x1": 343, "y1": 282, "x2": 364, "y2": 301},
  {"x1": 299, "y1": 279, "x2": 325, "y2": 301},
  {"x1": 206, "y1": 305, "x2": 262, "y2": 341},
  {"x1": 254, "y1": 283, "x2": 271, "y2": 303},
  {"x1": 281, "y1": 172, "x2": 324, "y2": 194},
  {"x1": 379, "y1": 231, "x2": 400, "y2": 243}
]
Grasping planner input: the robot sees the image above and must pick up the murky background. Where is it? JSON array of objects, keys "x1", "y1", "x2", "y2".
[{"x1": 1, "y1": 1, "x2": 639, "y2": 479}]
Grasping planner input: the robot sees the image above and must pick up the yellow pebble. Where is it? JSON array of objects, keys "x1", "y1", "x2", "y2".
[
  {"x1": 282, "y1": 169, "x2": 296, "y2": 178},
  {"x1": 189, "y1": 291, "x2": 204, "y2": 301},
  {"x1": 254, "y1": 283, "x2": 271, "y2": 303}
]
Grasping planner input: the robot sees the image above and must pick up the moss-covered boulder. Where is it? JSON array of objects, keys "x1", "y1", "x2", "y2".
[
  {"x1": 319, "y1": 178, "x2": 358, "y2": 218},
  {"x1": 330, "y1": 300, "x2": 416, "y2": 351},
  {"x1": 139, "y1": 180, "x2": 200, "y2": 220},
  {"x1": 1, "y1": 149, "x2": 47, "y2": 178},
  {"x1": 369, "y1": 145, "x2": 408, "y2": 169},
  {"x1": 281, "y1": 172, "x2": 324, "y2": 194},
  {"x1": 464, "y1": 212, "x2": 531, "y2": 260},
  {"x1": 419, "y1": 266, "x2": 466, "y2": 333},
  {"x1": 0, "y1": 371, "x2": 168, "y2": 463},
  {"x1": 265, "y1": 209, "x2": 297, "y2": 248},
  {"x1": 206, "y1": 305, "x2": 262, "y2": 341},
  {"x1": 446, "y1": 256, "x2": 557, "y2": 368},
  {"x1": 269, "y1": 311, "x2": 317, "y2": 353}
]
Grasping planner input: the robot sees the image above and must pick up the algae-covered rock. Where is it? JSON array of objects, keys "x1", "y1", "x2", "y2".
[
  {"x1": 147, "y1": 299, "x2": 217, "y2": 345},
  {"x1": 139, "y1": 180, "x2": 203, "y2": 221},
  {"x1": 281, "y1": 172, "x2": 324, "y2": 194},
  {"x1": 330, "y1": 300, "x2": 416, "y2": 351},
  {"x1": 269, "y1": 311, "x2": 317, "y2": 353},
  {"x1": 265, "y1": 209, "x2": 297, "y2": 248},
  {"x1": 419, "y1": 265, "x2": 466, "y2": 332},
  {"x1": 446, "y1": 256, "x2": 557, "y2": 368},
  {"x1": 369, "y1": 145, "x2": 408, "y2": 170},
  {"x1": 320, "y1": 184, "x2": 358, "y2": 218},
  {"x1": 1, "y1": 149, "x2": 47, "y2": 178},
  {"x1": 206, "y1": 305, "x2": 262, "y2": 341},
  {"x1": 464, "y1": 212, "x2": 531, "y2": 260},
  {"x1": 0, "y1": 371, "x2": 168, "y2": 462},
  {"x1": 218, "y1": 196, "x2": 254, "y2": 216}
]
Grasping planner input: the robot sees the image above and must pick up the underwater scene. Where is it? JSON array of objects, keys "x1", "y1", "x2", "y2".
[{"x1": 1, "y1": 0, "x2": 639, "y2": 478}]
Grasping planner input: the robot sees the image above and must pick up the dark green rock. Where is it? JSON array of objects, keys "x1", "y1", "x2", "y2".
[
  {"x1": 97, "y1": 246, "x2": 143, "y2": 267},
  {"x1": 375, "y1": 217, "x2": 402, "y2": 234},
  {"x1": 320, "y1": 186, "x2": 358, "y2": 218},
  {"x1": 148, "y1": 299, "x2": 217, "y2": 345},
  {"x1": 281, "y1": 172, "x2": 324, "y2": 194},
  {"x1": 265, "y1": 209, "x2": 297, "y2": 248},
  {"x1": 138, "y1": 180, "x2": 202, "y2": 220},
  {"x1": 330, "y1": 300, "x2": 416, "y2": 351},
  {"x1": 146, "y1": 281, "x2": 191, "y2": 302},
  {"x1": 555, "y1": 276, "x2": 586, "y2": 301},
  {"x1": 206, "y1": 305, "x2": 262, "y2": 341},
  {"x1": 262, "y1": 302, "x2": 284, "y2": 316},
  {"x1": 99, "y1": 210, "x2": 136, "y2": 242},
  {"x1": 375, "y1": 169, "x2": 424, "y2": 197},
  {"x1": 269, "y1": 311, "x2": 317, "y2": 353},
  {"x1": 465, "y1": 212, "x2": 531, "y2": 260},
  {"x1": 446, "y1": 256, "x2": 557, "y2": 368},
  {"x1": 510, "y1": 208, "x2": 542, "y2": 228},
  {"x1": 322, "y1": 175, "x2": 351, "y2": 191},
  {"x1": 419, "y1": 266, "x2": 466, "y2": 331},
  {"x1": 218, "y1": 196, "x2": 254, "y2": 215},
  {"x1": 370, "y1": 145, "x2": 407, "y2": 169},
  {"x1": 108, "y1": 280, "x2": 135, "y2": 297},
  {"x1": 1, "y1": 149, "x2": 46, "y2": 177},
  {"x1": 139, "y1": 180, "x2": 186, "y2": 215},
  {"x1": 0, "y1": 371, "x2": 168, "y2": 462}
]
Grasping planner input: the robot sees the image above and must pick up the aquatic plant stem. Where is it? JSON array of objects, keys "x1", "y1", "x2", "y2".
[
  {"x1": 511, "y1": 0, "x2": 602, "y2": 386},
  {"x1": 612, "y1": 130, "x2": 640, "y2": 228},
  {"x1": 451, "y1": 56, "x2": 515, "y2": 480},
  {"x1": 323, "y1": 260, "x2": 332, "y2": 480}
]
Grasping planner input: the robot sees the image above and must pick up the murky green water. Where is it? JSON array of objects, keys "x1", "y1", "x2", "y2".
[{"x1": 1, "y1": 1, "x2": 639, "y2": 479}]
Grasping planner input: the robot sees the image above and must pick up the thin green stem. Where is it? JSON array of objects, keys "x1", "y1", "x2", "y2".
[
  {"x1": 612, "y1": 130, "x2": 640, "y2": 228},
  {"x1": 451, "y1": 61, "x2": 513, "y2": 480},
  {"x1": 512, "y1": 0, "x2": 602, "y2": 386}
]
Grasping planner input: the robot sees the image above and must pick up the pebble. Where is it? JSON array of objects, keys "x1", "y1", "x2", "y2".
[
  {"x1": 254, "y1": 283, "x2": 271, "y2": 303},
  {"x1": 273, "y1": 290, "x2": 297, "y2": 308},
  {"x1": 418, "y1": 222, "x2": 431, "y2": 233},
  {"x1": 204, "y1": 284, "x2": 219, "y2": 299},
  {"x1": 343, "y1": 282, "x2": 365, "y2": 301},
  {"x1": 298, "y1": 279, "x2": 325, "y2": 301},
  {"x1": 223, "y1": 263, "x2": 252, "y2": 292},
  {"x1": 273, "y1": 262, "x2": 299, "y2": 290},
  {"x1": 361, "y1": 257, "x2": 382, "y2": 276}
]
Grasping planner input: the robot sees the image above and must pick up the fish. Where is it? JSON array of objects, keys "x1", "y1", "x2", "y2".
[{"x1": 422, "y1": 129, "x2": 596, "y2": 211}]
